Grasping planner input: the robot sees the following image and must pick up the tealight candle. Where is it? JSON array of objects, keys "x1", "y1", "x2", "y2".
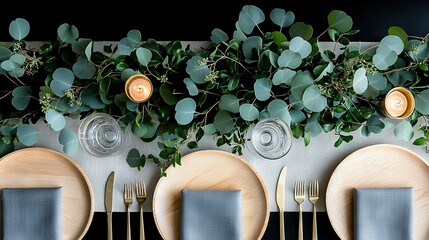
[
  {"x1": 381, "y1": 87, "x2": 415, "y2": 119},
  {"x1": 125, "y1": 74, "x2": 153, "y2": 103}
]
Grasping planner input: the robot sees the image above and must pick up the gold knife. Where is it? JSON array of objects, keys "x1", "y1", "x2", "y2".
[
  {"x1": 105, "y1": 171, "x2": 115, "y2": 240},
  {"x1": 276, "y1": 166, "x2": 287, "y2": 240}
]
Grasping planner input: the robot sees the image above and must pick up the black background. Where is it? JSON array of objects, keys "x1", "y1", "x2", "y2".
[{"x1": 0, "y1": 0, "x2": 428, "y2": 42}]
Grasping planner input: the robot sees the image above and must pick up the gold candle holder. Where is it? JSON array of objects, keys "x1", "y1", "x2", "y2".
[
  {"x1": 380, "y1": 87, "x2": 415, "y2": 119},
  {"x1": 125, "y1": 74, "x2": 153, "y2": 103}
]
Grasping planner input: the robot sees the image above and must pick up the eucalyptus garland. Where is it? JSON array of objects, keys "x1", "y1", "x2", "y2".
[{"x1": 1, "y1": 5, "x2": 429, "y2": 176}]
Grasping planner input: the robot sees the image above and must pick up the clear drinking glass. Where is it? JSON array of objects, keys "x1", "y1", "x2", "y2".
[
  {"x1": 78, "y1": 112, "x2": 130, "y2": 157},
  {"x1": 245, "y1": 117, "x2": 292, "y2": 160}
]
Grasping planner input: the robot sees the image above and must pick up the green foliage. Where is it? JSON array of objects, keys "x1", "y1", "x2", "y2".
[{"x1": 1, "y1": 5, "x2": 429, "y2": 176}]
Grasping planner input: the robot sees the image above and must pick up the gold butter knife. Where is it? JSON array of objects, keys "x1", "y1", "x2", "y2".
[
  {"x1": 105, "y1": 171, "x2": 115, "y2": 240},
  {"x1": 276, "y1": 166, "x2": 287, "y2": 240}
]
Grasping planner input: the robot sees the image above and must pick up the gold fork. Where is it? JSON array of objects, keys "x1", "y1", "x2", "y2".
[
  {"x1": 294, "y1": 181, "x2": 305, "y2": 240},
  {"x1": 309, "y1": 180, "x2": 319, "y2": 240},
  {"x1": 124, "y1": 183, "x2": 133, "y2": 240},
  {"x1": 136, "y1": 180, "x2": 147, "y2": 240}
]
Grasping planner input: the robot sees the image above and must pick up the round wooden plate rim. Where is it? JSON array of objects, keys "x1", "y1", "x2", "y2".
[
  {"x1": 0, "y1": 147, "x2": 94, "y2": 240},
  {"x1": 152, "y1": 149, "x2": 269, "y2": 240},
  {"x1": 326, "y1": 144, "x2": 429, "y2": 240}
]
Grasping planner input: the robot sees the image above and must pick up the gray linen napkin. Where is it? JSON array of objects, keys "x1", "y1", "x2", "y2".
[
  {"x1": 1, "y1": 187, "x2": 62, "y2": 240},
  {"x1": 180, "y1": 189, "x2": 242, "y2": 240},
  {"x1": 354, "y1": 187, "x2": 413, "y2": 240}
]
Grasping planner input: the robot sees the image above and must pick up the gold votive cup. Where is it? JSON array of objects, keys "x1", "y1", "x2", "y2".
[
  {"x1": 125, "y1": 74, "x2": 153, "y2": 103},
  {"x1": 380, "y1": 87, "x2": 415, "y2": 119}
]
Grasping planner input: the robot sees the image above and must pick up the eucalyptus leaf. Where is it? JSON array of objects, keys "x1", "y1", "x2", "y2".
[
  {"x1": 126, "y1": 100, "x2": 139, "y2": 112},
  {"x1": 387, "y1": 71, "x2": 414, "y2": 86},
  {"x1": 72, "y1": 56, "x2": 96, "y2": 79},
  {"x1": 379, "y1": 35, "x2": 404, "y2": 54},
  {"x1": 327, "y1": 10, "x2": 353, "y2": 33},
  {"x1": 267, "y1": 99, "x2": 291, "y2": 124},
  {"x1": 254, "y1": 78, "x2": 272, "y2": 101},
  {"x1": 314, "y1": 62, "x2": 334, "y2": 81},
  {"x1": 290, "y1": 109, "x2": 305, "y2": 124},
  {"x1": 214, "y1": 111, "x2": 234, "y2": 133},
  {"x1": 373, "y1": 48, "x2": 397, "y2": 70},
  {"x1": 239, "y1": 103, "x2": 259, "y2": 121},
  {"x1": 289, "y1": 22, "x2": 313, "y2": 40},
  {"x1": 132, "y1": 122, "x2": 147, "y2": 137},
  {"x1": 136, "y1": 47, "x2": 152, "y2": 67},
  {"x1": 305, "y1": 113, "x2": 322, "y2": 137},
  {"x1": 50, "y1": 68, "x2": 74, "y2": 97},
  {"x1": 367, "y1": 73, "x2": 387, "y2": 90},
  {"x1": 117, "y1": 38, "x2": 133, "y2": 55},
  {"x1": 127, "y1": 148, "x2": 144, "y2": 168},
  {"x1": 80, "y1": 87, "x2": 106, "y2": 109},
  {"x1": 211, "y1": 28, "x2": 229, "y2": 43},
  {"x1": 364, "y1": 115, "x2": 385, "y2": 134},
  {"x1": 127, "y1": 30, "x2": 142, "y2": 47},
  {"x1": 175, "y1": 98, "x2": 196, "y2": 125},
  {"x1": 388, "y1": 26, "x2": 408, "y2": 48},
  {"x1": 160, "y1": 84, "x2": 178, "y2": 105},
  {"x1": 414, "y1": 90, "x2": 429, "y2": 114},
  {"x1": 10, "y1": 54, "x2": 26, "y2": 65},
  {"x1": 1, "y1": 60, "x2": 20, "y2": 71},
  {"x1": 0, "y1": 47, "x2": 12, "y2": 61},
  {"x1": 233, "y1": 21, "x2": 247, "y2": 42},
  {"x1": 353, "y1": 67, "x2": 368, "y2": 94},
  {"x1": 394, "y1": 120, "x2": 414, "y2": 141},
  {"x1": 11, "y1": 86, "x2": 32, "y2": 110},
  {"x1": 45, "y1": 109, "x2": 66, "y2": 131},
  {"x1": 17, "y1": 124, "x2": 39, "y2": 146},
  {"x1": 242, "y1": 36, "x2": 263, "y2": 60},
  {"x1": 183, "y1": 78, "x2": 199, "y2": 96},
  {"x1": 238, "y1": 5, "x2": 265, "y2": 34},
  {"x1": 186, "y1": 56, "x2": 210, "y2": 84},
  {"x1": 289, "y1": 36, "x2": 312, "y2": 59},
  {"x1": 57, "y1": 23, "x2": 79, "y2": 44},
  {"x1": 59, "y1": 128, "x2": 79, "y2": 154},
  {"x1": 203, "y1": 123, "x2": 217, "y2": 135},
  {"x1": 219, "y1": 94, "x2": 239, "y2": 113},
  {"x1": 8, "y1": 67, "x2": 24, "y2": 78},
  {"x1": 302, "y1": 85, "x2": 327, "y2": 112},
  {"x1": 267, "y1": 50, "x2": 279, "y2": 67},
  {"x1": 85, "y1": 41, "x2": 93, "y2": 61},
  {"x1": 272, "y1": 69, "x2": 296, "y2": 86},
  {"x1": 278, "y1": 50, "x2": 302, "y2": 69},
  {"x1": 270, "y1": 8, "x2": 295, "y2": 28},
  {"x1": 9, "y1": 18, "x2": 30, "y2": 40},
  {"x1": 291, "y1": 71, "x2": 314, "y2": 100},
  {"x1": 272, "y1": 31, "x2": 287, "y2": 46},
  {"x1": 121, "y1": 69, "x2": 137, "y2": 81},
  {"x1": 71, "y1": 38, "x2": 91, "y2": 55}
]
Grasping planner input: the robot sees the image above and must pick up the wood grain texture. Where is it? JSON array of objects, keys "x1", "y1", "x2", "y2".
[
  {"x1": 152, "y1": 150, "x2": 269, "y2": 240},
  {"x1": 0, "y1": 147, "x2": 94, "y2": 240},
  {"x1": 326, "y1": 144, "x2": 429, "y2": 240}
]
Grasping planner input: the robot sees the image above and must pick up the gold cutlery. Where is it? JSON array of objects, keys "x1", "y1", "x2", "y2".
[
  {"x1": 136, "y1": 180, "x2": 147, "y2": 240},
  {"x1": 104, "y1": 171, "x2": 115, "y2": 240},
  {"x1": 294, "y1": 181, "x2": 305, "y2": 240},
  {"x1": 309, "y1": 180, "x2": 319, "y2": 240},
  {"x1": 276, "y1": 166, "x2": 287, "y2": 240},
  {"x1": 124, "y1": 183, "x2": 134, "y2": 240}
]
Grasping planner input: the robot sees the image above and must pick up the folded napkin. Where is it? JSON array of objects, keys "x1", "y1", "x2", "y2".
[
  {"x1": 354, "y1": 187, "x2": 413, "y2": 240},
  {"x1": 1, "y1": 187, "x2": 62, "y2": 240},
  {"x1": 180, "y1": 189, "x2": 242, "y2": 240}
]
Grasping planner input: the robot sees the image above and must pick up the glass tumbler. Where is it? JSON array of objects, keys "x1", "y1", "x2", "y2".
[
  {"x1": 78, "y1": 112, "x2": 130, "y2": 157},
  {"x1": 245, "y1": 117, "x2": 292, "y2": 160}
]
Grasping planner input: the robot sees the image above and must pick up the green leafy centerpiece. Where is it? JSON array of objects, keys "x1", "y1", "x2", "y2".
[{"x1": 1, "y1": 5, "x2": 429, "y2": 176}]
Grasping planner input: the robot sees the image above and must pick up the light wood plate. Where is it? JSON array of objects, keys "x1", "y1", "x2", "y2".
[
  {"x1": 0, "y1": 147, "x2": 94, "y2": 240},
  {"x1": 326, "y1": 144, "x2": 429, "y2": 240},
  {"x1": 152, "y1": 150, "x2": 269, "y2": 240}
]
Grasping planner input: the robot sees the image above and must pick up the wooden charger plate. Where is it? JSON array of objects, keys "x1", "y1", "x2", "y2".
[
  {"x1": 152, "y1": 150, "x2": 269, "y2": 240},
  {"x1": 326, "y1": 144, "x2": 429, "y2": 240},
  {"x1": 0, "y1": 147, "x2": 94, "y2": 240}
]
